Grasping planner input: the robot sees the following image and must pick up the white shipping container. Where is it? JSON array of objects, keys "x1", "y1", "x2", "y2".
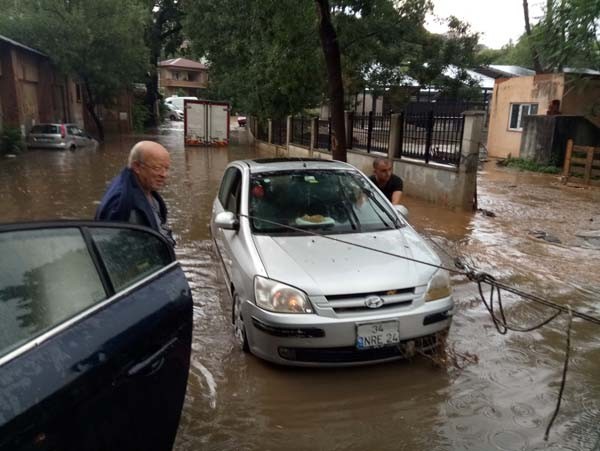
[{"x1": 184, "y1": 100, "x2": 229, "y2": 146}]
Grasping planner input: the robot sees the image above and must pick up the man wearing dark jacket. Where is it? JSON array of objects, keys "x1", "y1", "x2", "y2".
[{"x1": 95, "y1": 140, "x2": 175, "y2": 246}]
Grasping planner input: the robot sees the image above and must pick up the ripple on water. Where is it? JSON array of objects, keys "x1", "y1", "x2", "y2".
[{"x1": 488, "y1": 429, "x2": 531, "y2": 451}]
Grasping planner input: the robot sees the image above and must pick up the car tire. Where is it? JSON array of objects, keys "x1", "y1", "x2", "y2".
[
  {"x1": 233, "y1": 293, "x2": 250, "y2": 352},
  {"x1": 69, "y1": 144, "x2": 76, "y2": 151},
  {"x1": 170, "y1": 114, "x2": 176, "y2": 121}
]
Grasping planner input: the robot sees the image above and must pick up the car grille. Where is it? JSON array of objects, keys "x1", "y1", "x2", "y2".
[{"x1": 325, "y1": 287, "x2": 415, "y2": 314}]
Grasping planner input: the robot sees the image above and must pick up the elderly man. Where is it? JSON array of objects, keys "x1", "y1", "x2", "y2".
[
  {"x1": 95, "y1": 140, "x2": 175, "y2": 246},
  {"x1": 369, "y1": 157, "x2": 403, "y2": 205}
]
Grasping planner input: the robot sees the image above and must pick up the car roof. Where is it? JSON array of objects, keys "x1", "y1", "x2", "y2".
[{"x1": 238, "y1": 158, "x2": 356, "y2": 173}]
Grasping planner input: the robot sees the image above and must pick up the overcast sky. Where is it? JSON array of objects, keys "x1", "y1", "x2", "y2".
[{"x1": 426, "y1": 0, "x2": 545, "y2": 49}]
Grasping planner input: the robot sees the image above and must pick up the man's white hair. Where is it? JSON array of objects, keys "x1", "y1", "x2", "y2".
[{"x1": 128, "y1": 142, "x2": 146, "y2": 167}]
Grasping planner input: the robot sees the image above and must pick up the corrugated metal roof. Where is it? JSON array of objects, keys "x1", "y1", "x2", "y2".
[
  {"x1": 158, "y1": 57, "x2": 207, "y2": 70},
  {"x1": 488, "y1": 65, "x2": 536, "y2": 77},
  {"x1": 564, "y1": 67, "x2": 600, "y2": 75},
  {"x1": 0, "y1": 34, "x2": 47, "y2": 57}
]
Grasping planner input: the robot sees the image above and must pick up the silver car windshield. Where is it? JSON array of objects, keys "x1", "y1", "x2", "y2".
[{"x1": 249, "y1": 170, "x2": 401, "y2": 234}]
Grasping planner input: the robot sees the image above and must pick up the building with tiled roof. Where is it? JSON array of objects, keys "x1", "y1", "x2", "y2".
[{"x1": 158, "y1": 58, "x2": 208, "y2": 96}]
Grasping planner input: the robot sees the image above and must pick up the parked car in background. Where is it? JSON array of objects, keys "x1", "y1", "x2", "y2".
[
  {"x1": 210, "y1": 158, "x2": 454, "y2": 367},
  {"x1": 237, "y1": 116, "x2": 247, "y2": 127},
  {"x1": 0, "y1": 221, "x2": 193, "y2": 451},
  {"x1": 164, "y1": 95, "x2": 198, "y2": 112},
  {"x1": 165, "y1": 102, "x2": 184, "y2": 121},
  {"x1": 27, "y1": 123, "x2": 96, "y2": 150}
]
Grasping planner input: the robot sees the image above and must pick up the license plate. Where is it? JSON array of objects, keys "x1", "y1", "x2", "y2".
[{"x1": 356, "y1": 320, "x2": 400, "y2": 349}]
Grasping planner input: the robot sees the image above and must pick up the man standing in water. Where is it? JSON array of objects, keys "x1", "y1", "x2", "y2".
[
  {"x1": 95, "y1": 140, "x2": 175, "y2": 246},
  {"x1": 369, "y1": 157, "x2": 403, "y2": 205}
]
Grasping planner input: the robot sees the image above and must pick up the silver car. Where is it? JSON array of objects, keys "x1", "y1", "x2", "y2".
[
  {"x1": 211, "y1": 158, "x2": 454, "y2": 366},
  {"x1": 27, "y1": 123, "x2": 96, "y2": 150}
]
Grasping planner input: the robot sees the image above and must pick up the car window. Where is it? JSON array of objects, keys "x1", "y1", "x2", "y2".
[
  {"x1": 249, "y1": 170, "x2": 398, "y2": 234},
  {"x1": 91, "y1": 227, "x2": 172, "y2": 292},
  {"x1": 67, "y1": 125, "x2": 79, "y2": 135},
  {"x1": 0, "y1": 228, "x2": 106, "y2": 359},
  {"x1": 30, "y1": 125, "x2": 59, "y2": 134},
  {"x1": 218, "y1": 167, "x2": 242, "y2": 211}
]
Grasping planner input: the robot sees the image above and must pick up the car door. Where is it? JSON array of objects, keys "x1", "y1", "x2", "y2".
[{"x1": 0, "y1": 222, "x2": 193, "y2": 451}]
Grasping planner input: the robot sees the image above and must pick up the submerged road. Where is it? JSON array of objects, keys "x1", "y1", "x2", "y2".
[{"x1": 1, "y1": 122, "x2": 599, "y2": 450}]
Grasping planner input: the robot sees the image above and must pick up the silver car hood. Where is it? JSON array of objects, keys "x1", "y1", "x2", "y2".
[{"x1": 252, "y1": 227, "x2": 440, "y2": 296}]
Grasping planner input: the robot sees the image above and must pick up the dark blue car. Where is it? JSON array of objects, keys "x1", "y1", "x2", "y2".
[{"x1": 0, "y1": 221, "x2": 193, "y2": 451}]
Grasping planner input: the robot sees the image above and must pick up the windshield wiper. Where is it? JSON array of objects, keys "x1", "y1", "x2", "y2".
[
  {"x1": 336, "y1": 179, "x2": 360, "y2": 231},
  {"x1": 363, "y1": 188, "x2": 401, "y2": 229}
]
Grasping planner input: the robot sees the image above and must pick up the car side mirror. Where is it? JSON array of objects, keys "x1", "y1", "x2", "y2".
[
  {"x1": 393, "y1": 204, "x2": 409, "y2": 219},
  {"x1": 215, "y1": 211, "x2": 239, "y2": 230}
]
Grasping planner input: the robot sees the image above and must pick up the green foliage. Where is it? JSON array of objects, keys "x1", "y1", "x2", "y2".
[
  {"x1": 0, "y1": 0, "x2": 149, "y2": 128},
  {"x1": 132, "y1": 99, "x2": 151, "y2": 132},
  {"x1": 185, "y1": 0, "x2": 481, "y2": 118},
  {"x1": 503, "y1": 157, "x2": 561, "y2": 174},
  {"x1": 0, "y1": 127, "x2": 24, "y2": 155},
  {"x1": 186, "y1": 0, "x2": 324, "y2": 119}
]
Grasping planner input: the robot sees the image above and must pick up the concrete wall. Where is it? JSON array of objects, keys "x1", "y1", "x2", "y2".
[{"x1": 487, "y1": 74, "x2": 564, "y2": 159}]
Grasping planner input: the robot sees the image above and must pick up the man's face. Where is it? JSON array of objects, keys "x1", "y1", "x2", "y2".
[
  {"x1": 133, "y1": 149, "x2": 171, "y2": 192},
  {"x1": 373, "y1": 161, "x2": 392, "y2": 184}
]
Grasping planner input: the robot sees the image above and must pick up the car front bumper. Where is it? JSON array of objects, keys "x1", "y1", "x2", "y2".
[{"x1": 242, "y1": 296, "x2": 454, "y2": 367}]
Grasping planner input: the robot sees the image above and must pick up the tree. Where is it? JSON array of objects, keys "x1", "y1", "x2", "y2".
[
  {"x1": 140, "y1": 0, "x2": 185, "y2": 126},
  {"x1": 185, "y1": 0, "x2": 324, "y2": 119},
  {"x1": 0, "y1": 0, "x2": 148, "y2": 140}
]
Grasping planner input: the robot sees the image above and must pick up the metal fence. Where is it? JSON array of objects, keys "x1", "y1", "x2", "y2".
[
  {"x1": 290, "y1": 116, "x2": 311, "y2": 147},
  {"x1": 351, "y1": 112, "x2": 390, "y2": 153},
  {"x1": 256, "y1": 120, "x2": 268, "y2": 142},
  {"x1": 271, "y1": 118, "x2": 287, "y2": 145},
  {"x1": 401, "y1": 111, "x2": 464, "y2": 165},
  {"x1": 316, "y1": 118, "x2": 331, "y2": 151}
]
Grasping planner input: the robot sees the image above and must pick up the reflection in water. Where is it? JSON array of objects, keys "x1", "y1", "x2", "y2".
[{"x1": 1, "y1": 127, "x2": 599, "y2": 450}]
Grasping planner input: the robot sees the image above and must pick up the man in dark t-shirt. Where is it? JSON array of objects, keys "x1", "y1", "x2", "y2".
[{"x1": 369, "y1": 157, "x2": 403, "y2": 204}]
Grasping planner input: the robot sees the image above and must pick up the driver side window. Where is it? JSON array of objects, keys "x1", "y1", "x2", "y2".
[{"x1": 219, "y1": 167, "x2": 242, "y2": 214}]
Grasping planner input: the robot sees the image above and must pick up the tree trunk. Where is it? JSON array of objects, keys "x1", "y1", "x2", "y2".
[
  {"x1": 315, "y1": 0, "x2": 346, "y2": 162},
  {"x1": 83, "y1": 81, "x2": 104, "y2": 141},
  {"x1": 523, "y1": 0, "x2": 544, "y2": 73}
]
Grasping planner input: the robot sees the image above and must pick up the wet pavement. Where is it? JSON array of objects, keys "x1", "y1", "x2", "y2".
[{"x1": 1, "y1": 122, "x2": 599, "y2": 450}]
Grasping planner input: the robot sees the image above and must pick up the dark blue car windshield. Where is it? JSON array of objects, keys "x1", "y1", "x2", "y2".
[{"x1": 248, "y1": 170, "x2": 400, "y2": 234}]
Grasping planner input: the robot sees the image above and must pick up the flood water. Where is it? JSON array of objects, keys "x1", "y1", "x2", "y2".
[{"x1": 1, "y1": 123, "x2": 599, "y2": 450}]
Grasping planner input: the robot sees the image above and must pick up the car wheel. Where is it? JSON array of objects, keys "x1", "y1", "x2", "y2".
[
  {"x1": 233, "y1": 294, "x2": 250, "y2": 352},
  {"x1": 170, "y1": 114, "x2": 176, "y2": 121},
  {"x1": 69, "y1": 144, "x2": 76, "y2": 151}
]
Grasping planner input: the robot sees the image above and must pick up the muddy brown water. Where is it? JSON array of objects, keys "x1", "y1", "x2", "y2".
[{"x1": 1, "y1": 123, "x2": 599, "y2": 450}]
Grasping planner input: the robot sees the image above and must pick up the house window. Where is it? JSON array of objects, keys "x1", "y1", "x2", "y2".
[{"x1": 509, "y1": 103, "x2": 538, "y2": 131}]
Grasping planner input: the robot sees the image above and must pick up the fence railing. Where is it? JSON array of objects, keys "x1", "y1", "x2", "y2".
[
  {"x1": 316, "y1": 118, "x2": 331, "y2": 151},
  {"x1": 351, "y1": 112, "x2": 390, "y2": 154},
  {"x1": 402, "y1": 111, "x2": 464, "y2": 165},
  {"x1": 252, "y1": 104, "x2": 477, "y2": 167},
  {"x1": 290, "y1": 116, "x2": 311, "y2": 147},
  {"x1": 562, "y1": 140, "x2": 600, "y2": 187},
  {"x1": 256, "y1": 120, "x2": 268, "y2": 142},
  {"x1": 271, "y1": 118, "x2": 287, "y2": 146}
]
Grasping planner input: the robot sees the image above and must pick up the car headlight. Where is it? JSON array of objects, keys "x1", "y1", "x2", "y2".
[
  {"x1": 254, "y1": 276, "x2": 313, "y2": 313},
  {"x1": 424, "y1": 269, "x2": 451, "y2": 302}
]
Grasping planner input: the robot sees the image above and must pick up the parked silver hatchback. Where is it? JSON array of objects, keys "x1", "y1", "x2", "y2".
[
  {"x1": 27, "y1": 123, "x2": 96, "y2": 150},
  {"x1": 211, "y1": 158, "x2": 454, "y2": 366}
]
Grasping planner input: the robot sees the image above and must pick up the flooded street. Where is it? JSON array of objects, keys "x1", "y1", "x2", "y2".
[{"x1": 1, "y1": 124, "x2": 599, "y2": 450}]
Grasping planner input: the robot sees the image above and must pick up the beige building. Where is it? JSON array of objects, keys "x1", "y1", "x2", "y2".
[
  {"x1": 487, "y1": 73, "x2": 600, "y2": 158},
  {"x1": 158, "y1": 58, "x2": 208, "y2": 97}
]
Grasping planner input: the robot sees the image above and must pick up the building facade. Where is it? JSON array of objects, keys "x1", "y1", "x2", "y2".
[
  {"x1": 158, "y1": 58, "x2": 208, "y2": 97},
  {"x1": 0, "y1": 35, "x2": 84, "y2": 134}
]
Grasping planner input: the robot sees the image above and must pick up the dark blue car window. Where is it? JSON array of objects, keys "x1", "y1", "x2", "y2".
[
  {"x1": 91, "y1": 228, "x2": 172, "y2": 292},
  {"x1": 0, "y1": 228, "x2": 106, "y2": 359}
]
